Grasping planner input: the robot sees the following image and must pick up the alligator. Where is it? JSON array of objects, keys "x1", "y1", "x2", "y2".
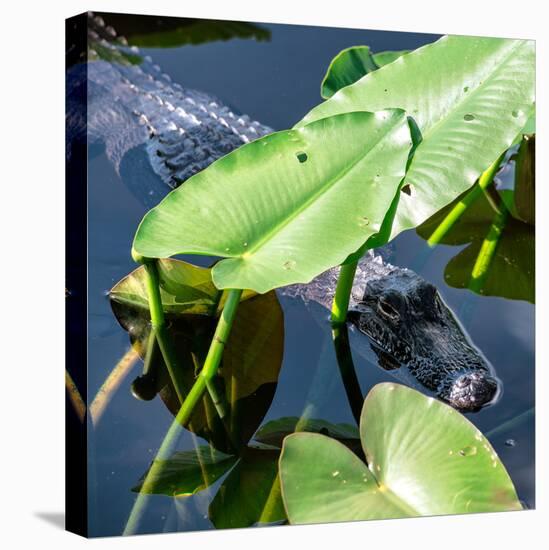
[
  {"x1": 283, "y1": 252, "x2": 500, "y2": 412},
  {"x1": 68, "y1": 13, "x2": 500, "y2": 412}
]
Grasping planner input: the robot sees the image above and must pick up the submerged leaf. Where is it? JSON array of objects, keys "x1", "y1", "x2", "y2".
[
  {"x1": 132, "y1": 110, "x2": 413, "y2": 293},
  {"x1": 279, "y1": 383, "x2": 521, "y2": 524},
  {"x1": 110, "y1": 259, "x2": 284, "y2": 451},
  {"x1": 300, "y1": 36, "x2": 535, "y2": 251},
  {"x1": 209, "y1": 447, "x2": 286, "y2": 528},
  {"x1": 255, "y1": 416, "x2": 359, "y2": 448},
  {"x1": 132, "y1": 446, "x2": 238, "y2": 496},
  {"x1": 417, "y1": 189, "x2": 534, "y2": 302}
]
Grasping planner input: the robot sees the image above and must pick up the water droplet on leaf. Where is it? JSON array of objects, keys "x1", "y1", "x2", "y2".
[
  {"x1": 459, "y1": 446, "x2": 477, "y2": 457},
  {"x1": 463, "y1": 114, "x2": 475, "y2": 121},
  {"x1": 505, "y1": 439, "x2": 516, "y2": 447}
]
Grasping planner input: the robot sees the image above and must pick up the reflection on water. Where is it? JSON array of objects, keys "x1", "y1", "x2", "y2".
[{"x1": 82, "y1": 13, "x2": 534, "y2": 536}]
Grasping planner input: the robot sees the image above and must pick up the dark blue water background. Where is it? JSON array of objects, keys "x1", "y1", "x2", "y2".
[{"x1": 86, "y1": 18, "x2": 535, "y2": 536}]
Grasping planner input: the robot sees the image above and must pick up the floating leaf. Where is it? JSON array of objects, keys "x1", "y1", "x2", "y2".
[
  {"x1": 321, "y1": 46, "x2": 409, "y2": 99},
  {"x1": 132, "y1": 446, "x2": 237, "y2": 496},
  {"x1": 95, "y1": 13, "x2": 270, "y2": 49},
  {"x1": 255, "y1": 416, "x2": 359, "y2": 448},
  {"x1": 209, "y1": 447, "x2": 286, "y2": 528},
  {"x1": 110, "y1": 259, "x2": 284, "y2": 450},
  {"x1": 279, "y1": 383, "x2": 521, "y2": 524},
  {"x1": 132, "y1": 110, "x2": 413, "y2": 293},
  {"x1": 299, "y1": 36, "x2": 535, "y2": 251},
  {"x1": 417, "y1": 189, "x2": 534, "y2": 302}
]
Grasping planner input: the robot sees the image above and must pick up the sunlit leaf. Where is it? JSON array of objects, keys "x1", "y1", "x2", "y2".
[
  {"x1": 320, "y1": 46, "x2": 409, "y2": 99},
  {"x1": 279, "y1": 383, "x2": 521, "y2": 524},
  {"x1": 299, "y1": 36, "x2": 535, "y2": 253},
  {"x1": 132, "y1": 110, "x2": 413, "y2": 293},
  {"x1": 320, "y1": 46, "x2": 378, "y2": 99}
]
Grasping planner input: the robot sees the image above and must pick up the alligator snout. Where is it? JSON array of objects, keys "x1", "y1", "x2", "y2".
[{"x1": 446, "y1": 372, "x2": 500, "y2": 412}]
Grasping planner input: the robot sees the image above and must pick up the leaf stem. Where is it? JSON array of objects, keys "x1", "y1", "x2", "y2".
[
  {"x1": 332, "y1": 323, "x2": 363, "y2": 426},
  {"x1": 176, "y1": 289, "x2": 243, "y2": 426},
  {"x1": 331, "y1": 260, "x2": 359, "y2": 324},
  {"x1": 142, "y1": 260, "x2": 188, "y2": 404},
  {"x1": 427, "y1": 153, "x2": 505, "y2": 247},
  {"x1": 468, "y1": 204, "x2": 508, "y2": 293},
  {"x1": 123, "y1": 287, "x2": 243, "y2": 535}
]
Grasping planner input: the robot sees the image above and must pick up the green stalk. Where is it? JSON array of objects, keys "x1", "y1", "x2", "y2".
[
  {"x1": 332, "y1": 323, "x2": 363, "y2": 426},
  {"x1": 469, "y1": 205, "x2": 508, "y2": 293},
  {"x1": 427, "y1": 153, "x2": 505, "y2": 247},
  {"x1": 176, "y1": 289, "x2": 243, "y2": 426},
  {"x1": 123, "y1": 288, "x2": 242, "y2": 536},
  {"x1": 142, "y1": 260, "x2": 187, "y2": 404},
  {"x1": 331, "y1": 260, "x2": 359, "y2": 324}
]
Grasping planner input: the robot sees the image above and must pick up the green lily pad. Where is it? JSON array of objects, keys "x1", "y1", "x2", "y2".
[
  {"x1": 110, "y1": 259, "x2": 284, "y2": 450},
  {"x1": 279, "y1": 383, "x2": 521, "y2": 524},
  {"x1": 299, "y1": 36, "x2": 535, "y2": 252},
  {"x1": 320, "y1": 46, "x2": 409, "y2": 99},
  {"x1": 132, "y1": 110, "x2": 412, "y2": 293}
]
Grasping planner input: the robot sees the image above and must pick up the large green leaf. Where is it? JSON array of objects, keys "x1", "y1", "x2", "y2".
[
  {"x1": 279, "y1": 383, "x2": 521, "y2": 524},
  {"x1": 110, "y1": 259, "x2": 284, "y2": 450},
  {"x1": 209, "y1": 447, "x2": 286, "y2": 528},
  {"x1": 320, "y1": 46, "x2": 409, "y2": 99},
  {"x1": 132, "y1": 110, "x2": 412, "y2": 293},
  {"x1": 299, "y1": 36, "x2": 535, "y2": 248},
  {"x1": 417, "y1": 189, "x2": 534, "y2": 302}
]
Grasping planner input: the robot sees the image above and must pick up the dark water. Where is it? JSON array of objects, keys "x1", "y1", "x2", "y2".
[{"x1": 84, "y1": 16, "x2": 534, "y2": 537}]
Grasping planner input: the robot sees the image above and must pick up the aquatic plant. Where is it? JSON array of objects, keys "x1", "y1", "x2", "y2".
[
  {"x1": 109, "y1": 33, "x2": 534, "y2": 533},
  {"x1": 279, "y1": 383, "x2": 522, "y2": 523}
]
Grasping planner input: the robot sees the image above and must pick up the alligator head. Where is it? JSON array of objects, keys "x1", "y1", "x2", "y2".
[{"x1": 348, "y1": 265, "x2": 500, "y2": 412}]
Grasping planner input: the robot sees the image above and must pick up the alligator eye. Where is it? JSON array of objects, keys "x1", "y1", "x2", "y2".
[{"x1": 377, "y1": 298, "x2": 400, "y2": 320}]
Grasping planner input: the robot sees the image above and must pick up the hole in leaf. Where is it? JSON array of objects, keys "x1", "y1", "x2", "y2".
[
  {"x1": 296, "y1": 151, "x2": 308, "y2": 163},
  {"x1": 401, "y1": 184, "x2": 412, "y2": 196},
  {"x1": 463, "y1": 86, "x2": 469, "y2": 92}
]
